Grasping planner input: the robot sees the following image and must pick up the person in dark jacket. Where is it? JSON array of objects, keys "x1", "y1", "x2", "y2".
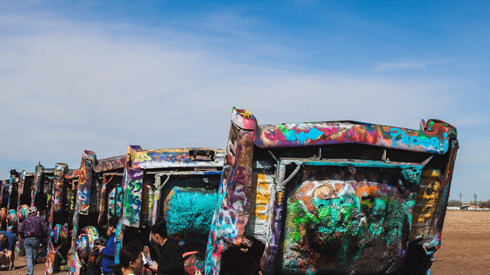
[
  {"x1": 18, "y1": 206, "x2": 49, "y2": 275},
  {"x1": 148, "y1": 218, "x2": 184, "y2": 275},
  {"x1": 96, "y1": 217, "x2": 118, "y2": 275}
]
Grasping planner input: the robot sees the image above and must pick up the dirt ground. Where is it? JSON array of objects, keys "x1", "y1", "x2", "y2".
[
  {"x1": 1, "y1": 210, "x2": 488, "y2": 275},
  {"x1": 0, "y1": 255, "x2": 47, "y2": 275},
  {"x1": 430, "y1": 210, "x2": 490, "y2": 275}
]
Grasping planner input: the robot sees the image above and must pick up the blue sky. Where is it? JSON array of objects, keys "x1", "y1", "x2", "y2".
[{"x1": 0, "y1": 1, "x2": 489, "y2": 201}]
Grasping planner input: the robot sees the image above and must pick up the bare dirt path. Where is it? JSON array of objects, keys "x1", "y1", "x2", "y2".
[{"x1": 1, "y1": 210, "x2": 488, "y2": 275}]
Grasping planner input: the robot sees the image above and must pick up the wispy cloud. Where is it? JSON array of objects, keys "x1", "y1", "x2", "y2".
[
  {"x1": 0, "y1": 12, "x2": 473, "y2": 183},
  {"x1": 373, "y1": 60, "x2": 446, "y2": 71}
]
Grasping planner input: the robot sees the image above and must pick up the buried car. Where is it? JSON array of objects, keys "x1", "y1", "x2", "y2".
[
  {"x1": 117, "y1": 145, "x2": 225, "y2": 274},
  {"x1": 206, "y1": 108, "x2": 458, "y2": 275}
]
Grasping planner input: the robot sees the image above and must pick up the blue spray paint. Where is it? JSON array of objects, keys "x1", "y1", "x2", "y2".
[{"x1": 166, "y1": 188, "x2": 217, "y2": 236}]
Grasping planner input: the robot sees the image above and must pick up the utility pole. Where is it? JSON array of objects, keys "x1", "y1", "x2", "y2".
[
  {"x1": 460, "y1": 192, "x2": 462, "y2": 205},
  {"x1": 474, "y1": 192, "x2": 477, "y2": 209}
]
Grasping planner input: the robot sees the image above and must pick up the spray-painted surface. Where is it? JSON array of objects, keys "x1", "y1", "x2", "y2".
[
  {"x1": 78, "y1": 151, "x2": 96, "y2": 215},
  {"x1": 121, "y1": 168, "x2": 144, "y2": 227},
  {"x1": 94, "y1": 155, "x2": 125, "y2": 172},
  {"x1": 164, "y1": 187, "x2": 217, "y2": 239},
  {"x1": 51, "y1": 163, "x2": 68, "y2": 214},
  {"x1": 0, "y1": 180, "x2": 6, "y2": 206},
  {"x1": 280, "y1": 170, "x2": 415, "y2": 274},
  {"x1": 63, "y1": 169, "x2": 79, "y2": 212},
  {"x1": 99, "y1": 173, "x2": 123, "y2": 224},
  {"x1": 420, "y1": 140, "x2": 459, "y2": 252},
  {"x1": 67, "y1": 246, "x2": 81, "y2": 275},
  {"x1": 68, "y1": 150, "x2": 124, "y2": 275},
  {"x1": 206, "y1": 118, "x2": 255, "y2": 275},
  {"x1": 129, "y1": 147, "x2": 225, "y2": 169},
  {"x1": 17, "y1": 171, "x2": 25, "y2": 210},
  {"x1": 32, "y1": 163, "x2": 44, "y2": 207},
  {"x1": 76, "y1": 226, "x2": 100, "y2": 268},
  {"x1": 184, "y1": 252, "x2": 205, "y2": 274},
  {"x1": 114, "y1": 221, "x2": 125, "y2": 265},
  {"x1": 255, "y1": 120, "x2": 454, "y2": 154},
  {"x1": 8, "y1": 173, "x2": 18, "y2": 211},
  {"x1": 0, "y1": 208, "x2": 6, "y2": 225},
  {"x1": 411, "y1": 168, "x2": 442, "y2": 241},
  {"x1": 8, "y1": 209, "x2": 17, "y2": 226},
  {"x1": 52, "y1": 224, "x2": 61, "y2": 243},
  {"x1": 107, "y1": 185, "x2": 123, "y2": 219},
  {"x1": 65, "y1": 169, "x2": 80, "y2": 179},
  {"x1": 65, "y1": 150, "x2": 125, "y2": 275},
  {"x1": 206, "y1": 107, "x2": 459, "y2": 275},
  {"x1": 17, "y1": 204, "x2": 29, "y2": 222},
  {"x1": 122, "y1": 146, "x2": 224, "y2": 228},
  {"x1": 46, "y1": 163, "x2": 70, "y2": 275},
  {"x1": 117, "y1": 145, "x2": 224, "y2": 272}
]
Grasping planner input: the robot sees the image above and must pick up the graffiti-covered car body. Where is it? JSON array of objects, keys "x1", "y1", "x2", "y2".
[
  {"x1": 45, "y1": 164, "x2": 80, "y2": 275},
  {"x1": 32, "y1": 163, "x2": 55, "y2": 218},
  {"x1": 7, "y1": 170, "x2": 20, "y2": 218},
  {"x1": 5, "y1": 169, "x2": 34, "y2": 231},
  {"x1": 67, "y1": 150, "x2": 125, "y2": 275},
  {"x1": 118, "y1": 146, "x2": 225, "y2": 269},
  {"x1": 18, "y1": 171, "x2": 35, "y2": 210},
  {"x1": 206, "y1": 108, "x2": 458, "y2": 275},
  {"x1": 0, "y1": 179, "x2": 9, "y2": 230}
]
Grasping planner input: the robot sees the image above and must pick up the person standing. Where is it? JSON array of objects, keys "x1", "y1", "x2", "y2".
[
  {"x1": 18, "y1": 206, "x2": 49, "y2": 275},
  {"x1": 112, "y1": 241, "x2": 143, "y2": 275},
  {"x1": 148, "y1": 218, "x2": 184, "y2": 275},
  {"x1": 96, "y1": 217, "x2": 118, "y2": 275},
  {"x1": 0, "y1": 231, "x2": 17, "y2": 270}
]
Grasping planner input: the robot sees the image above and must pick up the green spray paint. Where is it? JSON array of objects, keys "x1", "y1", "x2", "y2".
[{"x1": 282, "y1": 186, "x2": 415, "y2": 274}]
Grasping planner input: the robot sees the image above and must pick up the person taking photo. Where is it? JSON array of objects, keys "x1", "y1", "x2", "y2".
[{"x1": 96, "y1": 217, "x2": 119, "y2": 275}]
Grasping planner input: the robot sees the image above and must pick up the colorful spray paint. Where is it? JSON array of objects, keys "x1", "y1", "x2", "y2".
[
  {"x1": 32, "y1": 163, "x2": 44, "y2": 207},
  {"x1": 69, "y1": 151, "x2": 125, "y2": 275},
  {"x1": 116, "y1": 145, "x2": 224, "y2": 270},
  {"x1": 76, "y1": 226, "x2": 100, "y2": 268},
  {"x1": 17, "y1": 204, "x2": 29, "y2": 222},
  {"x1": 164, "y1": 187, "x2": 217, "y2": 238},
  {"x1": 78, "y1": 151, "x2": 96, "y2": 215},
  {"x1": 206, "y1": 107, "x2": 458, "y2": 275},
  {"x1": 122, "y1": 168, "x2": 143, "y2": 227},
  {"x1": 206, "y1": 114, "x2": 256, "y2": 275}
]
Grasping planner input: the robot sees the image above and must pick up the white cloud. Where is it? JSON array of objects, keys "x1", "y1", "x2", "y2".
[
  {"x1": 0, "y1": 13, "x2": 466, "y2": 180},
  {"x1": 373, "y1": 60, "x2": 446, "y2": 71}
]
